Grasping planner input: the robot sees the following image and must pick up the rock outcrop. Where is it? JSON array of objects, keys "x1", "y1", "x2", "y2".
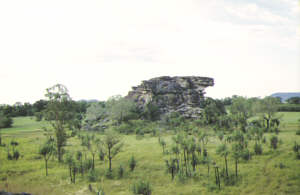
[{"x1": 126, "y1": 76, "x2": 214, "y2": 118}]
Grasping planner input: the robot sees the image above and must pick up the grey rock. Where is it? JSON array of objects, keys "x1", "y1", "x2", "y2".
[{"x1": 126, "y1": 76, "x2": 214, "y2": 118}]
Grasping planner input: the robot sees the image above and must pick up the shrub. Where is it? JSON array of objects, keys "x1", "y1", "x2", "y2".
[
  {"x1": 176, "y1": 169, "x2": 187, "y2": 183},
  {"x1": 7, "y1": 152, "x2": 13, "y2": 160},
  {"x1": 254, "y1": 143, "x2": 263, "y2": 155},
  {"x1": 241, "y1": 148, "x2": 251, "y2": 161},
  {"x1": 105, "y1": 168, "x2": 113, "y2": 179},
  {"x1": 99, "y1": 148, "x2": 105, "y2": 161},
  {"x1": 118, "y1": 164, "x2": 124, "y2": 178},
  {"x1": 296, "y1": 130, "x2": 300, "y2": 136},
  {"x1": 87, "y1": 169, "x2": 98, "y2": 182},
  {"x1": 132, "y1": 180, "x2": 152, "y2": 195},
  {"x1": 270, "y1": 136, "x2": 278, "y2": 150},
  {"x1": 129, "y1": 156, "x2": 137, "y2": 172},
  {"x1": 84, "y1": 159, "x2": 93, "y2": 171},
  {"x1": 34, "y1": 112, "x2": 43, "y2": 121},
  {"x1": 0, "y1": 114, "x2": 13, "y2": 128},
  {"x1": 13, "y1": 150, "x2": 20, "y2": 160},
  {"x1": 114, "y1": 123, "x2": 134, "y2": 134}
]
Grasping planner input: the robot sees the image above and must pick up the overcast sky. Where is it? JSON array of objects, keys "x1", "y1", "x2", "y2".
[{"x1": 0, "y1": 0, "x2": 299, "y2": 104}]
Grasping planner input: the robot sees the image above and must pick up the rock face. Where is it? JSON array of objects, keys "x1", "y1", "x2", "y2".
[{"x1": 126, "y1": 76, "x2": 214, "y2": 118}]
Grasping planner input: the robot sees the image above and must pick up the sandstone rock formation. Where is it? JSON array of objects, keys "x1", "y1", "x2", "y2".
[{"x1": 126, "y1": 76, "x2": 214, "y2": 118}]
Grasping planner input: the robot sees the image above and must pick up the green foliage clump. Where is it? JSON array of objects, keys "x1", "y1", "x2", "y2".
[
  {"x1": 270, "y1": 135, "x2": 278, "y2": 150},
  {"x1": 118, "y1": 164, "x2": 124, "y2": 178},
  {"x1": 241, "y1": 148, "x2": 251, "y2": 161},
  {"x1": 105, "y1": 168, "x2": 113, "y2": 179},
  {"x1": 0, "y1": 113, "x2": 13, "y2": 128},
  {"x1": 129, "y1": 155, "x2": 137, "y2": 172},
  {"x1": 132, "y1": 180, "x2": 152, "y2": 195},
  {"x1": 254, "y1": 143, "x2": 263, "y2": 155},
  {"x1": 296, "y1": 130, "x2": 300, "y2": 136},
  {"x1": 87, "y1": 169, "x2": 98, "y2": 182}
]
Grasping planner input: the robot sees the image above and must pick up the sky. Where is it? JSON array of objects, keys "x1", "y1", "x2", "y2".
[{"x1": 0, "y1": 0, "x2": 299, "y2": 104}]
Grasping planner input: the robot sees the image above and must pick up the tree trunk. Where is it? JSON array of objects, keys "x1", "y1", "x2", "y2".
[
  {"x1": 225, "y1": 156, "x2": 229, "y2": 178},
  {"x1": 81, "y1": 160, "x2": 84, "y2": 176},
  {"x1": 207, "y1": 164, "x2": 210, "y2": 178},
  {"x1": 108, "y1": 147, "x2": 112, "y2": 171},
  {"x1": 92, "y1": 153, "x2": 95, "y2": 170},
  {"x1": 69, "y1": 167, "x2": 72, "y2": 183},
  {"x1": 216, "y1": 167, "x2": 220, "y2": 189},
  {"x1": 215, "y1": 167, "x2": 218, "y2": 185},
  {"x1": 235, "y1": 159, "x2": 238, "y2": 178},
  {"x1": 45, "y1": 159, "x2": 48, "y2": 176},
  {"x1": 73, "y1": 169, "x2": 76, "y2": 184},
  {"x1": 183, "y1": 149, "x2": 188, "y2": 176}
]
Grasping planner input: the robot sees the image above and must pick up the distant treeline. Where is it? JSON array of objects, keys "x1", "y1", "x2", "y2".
[
  {"x1": 0, "y1": 100, "x2": 92, "y2": 118},
  {"x1": 219, "y1": 96, "x2": 300, "y2": 112}
]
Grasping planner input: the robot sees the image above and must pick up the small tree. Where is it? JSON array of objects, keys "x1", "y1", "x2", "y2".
[
  {"x1": 165, "y1": 158, "x2": 177, "y2": 180},
  {"x1": 129, "y1": 155, "x2": 137, "y2": 172},
  {"x1": 118, "y1": 164, "x2": 124, "y2": 178},
  {"x1": 39, "y1": 140, "x2": 55, "y2": 176},
  {"x1": 159, "y1": 138, "x2": 166, "y2": 154},
  {"x1": 132, "y1": 180, "x2": 152, "y2": 195},
  {"x1": 103, "y1": 130, "x2": 123, "y2": 172},
  {"x1": 44, "y1": 84, "x2": 76, "y2": 162},
  {"x1": 231, "y1": 143, "x2": 242, "y2": 178},
  {"x1": 270, "y1": 135, "x2": 278, "y2": 150},
  {"x1": 216, "y1": 143, "x2": 230, "y2": 178}
]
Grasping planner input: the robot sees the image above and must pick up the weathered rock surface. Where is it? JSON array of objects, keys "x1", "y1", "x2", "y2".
[{"x1": 126, "y1": 76, "x2": 214, "y2": 118}]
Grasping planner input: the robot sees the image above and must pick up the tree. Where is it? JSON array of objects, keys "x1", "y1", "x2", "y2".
[
  {"x1": 256, "y1": 97, "x2": 280, "y2": 131},
  {"x1": 0, "y1": 113, "x2": 13, "y2": 128},
  {"x1": 44, "y1": 84, "x2": 76, "y2": 162},
  {"x1": 231, "y1": 143, "x2": 242, "y2": 178},
  {"x1": 202, "y1": 98, "x2": 226, "y2": 125},
  {"x1": 39, "y1": 139, "x2": 55, "y2": 176},
  {"x1": 229, "y1": 96, "x2": 253, "y2": 132},
  {"x1": 103, "y1": 130, "x2": 123, "y2": 172},
  {"x1": 107, "y1": 95, "x2": 138, "y2": 124},
  {"x1": 129, "y1": 155, "x2": 137, "y2": 171},
  {"x1": 216, "y1": 143, "x2": 230, "y2": 178},
  {"x1": 287, "y1": 97, "x2": 300, "y2": 104}
]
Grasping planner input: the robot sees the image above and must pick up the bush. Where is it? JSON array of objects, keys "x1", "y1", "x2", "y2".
[
  {"x1": 270, "y1": 136, "x2": 278, "y2": 150},
  {"x1": 296, "y1": 130, "x2": 300, "y2": 136},
  {"x1": 84, "y1": 159, "x2": 93, "y2": 171},
  {"x1": 114, "y1": 123, "x2": 134, "y2": 134},
  {"x1": 254, "y1": 143, "x2": 263, "y2": 155},
  {"x1": 34, "y1": 112, "x2": 43, "y2": 121},
  {"x1": 99, "y1": 148, "x2": 105, "y2": 161},
  {"x1": 7, "y1": 152, "x2": 13, "y2": 160},
  {"x1": 241, "y1": 148, "x2": 251, "y2": 161},
  {"x1": 87, "y1": 169, "x2": 98, "y2": 182},
  {"x1": 132, "y1": 180, "x2": 152, "y2": 195},
  {"x1": 105, "y1": 168, "x2": 113, "y2": 179},
  {"x1": 278, "y1": 104, "x2": 300, "y2": 112},
  {"x1": 13, "y1": 150, "x2": 20, "y2": 160},
  {"x1": 118, "y1": 164, "x2": 124, "y2": 178},
  {"x1": 0, "y1": 114, "x2": 13, "y2": 128},
  {"x1": 129, "y1": 156, "x2": 137, "y2": 172},
  {"x1": 176, "y1": 169, "x2": 187, "y2": 183}
]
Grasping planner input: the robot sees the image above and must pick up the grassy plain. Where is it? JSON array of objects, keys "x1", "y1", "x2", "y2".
[{"x1": 0, "y1": 113, "x2": 300, "y2": 195}]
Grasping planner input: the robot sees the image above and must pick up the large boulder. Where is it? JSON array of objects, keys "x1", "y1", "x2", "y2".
[{"x1": 126, "y1": 76, "x2": 214, "y2": 118}]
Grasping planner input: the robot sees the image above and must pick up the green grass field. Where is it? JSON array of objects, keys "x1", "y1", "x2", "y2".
[{"x1": 0, "y1": 112, "x2": 300, "y2": 195}]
